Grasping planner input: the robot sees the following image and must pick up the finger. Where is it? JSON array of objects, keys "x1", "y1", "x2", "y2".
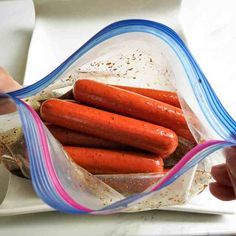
[
  {"x1": 224, "y1": 147, "x2": 236, "y2": 197},
  {"x1": 211, "y1": 163, "x2": 232, "y2": 187},
  {"x1": 209, "y1": 182, "x2": 236, "y2": 201},
  {"x1": 0, "y1": 95, "x2": 18, "y2": 114},
  {"x1": 225, "y1": 147, "x2": 236, "y2": 180},
  {"x1": 0, "y1": 67, "x2": 21, "y2": 92}
]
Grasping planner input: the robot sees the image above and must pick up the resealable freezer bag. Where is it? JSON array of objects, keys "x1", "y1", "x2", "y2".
[{"x1": 1, "y1": 20, "x2": 236, "y2": 214}]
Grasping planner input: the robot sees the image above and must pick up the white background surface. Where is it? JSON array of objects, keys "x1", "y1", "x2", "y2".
[
  {"x1": 1, "y1": 0, "x2": 236, "y2": 235},
  {"x1": 24, "y1": 0, "x2": 183, "y2": 85},
  {"x1": 180, "y1": 0, "x2": 236, "y2": 119}
]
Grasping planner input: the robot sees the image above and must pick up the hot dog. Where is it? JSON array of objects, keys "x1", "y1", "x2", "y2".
[
  {"x1": 58, "y1": 85, "x2": 180, "y2": 107},
  {"x1": 40, "y1": 99, "x2": 178, "y2": 157},
  {"x1": 73, "y1": 79, "x2": 194, "y2": 142},
  {"x1": 64, "y1": 146, "x2": 164, "y2": 174},
  {"x1": 47, "y1": 124, "x2": 129, "y2": 149},
  {"x1": 163, "y1": 138, "x2": 195, "y2": 167},
  {"x1": 115, "y1": 85, "x2": 180, "y2": 108}
]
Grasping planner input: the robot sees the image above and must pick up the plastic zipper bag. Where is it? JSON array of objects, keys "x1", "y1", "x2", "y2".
[{"x1": 1, "y1": 20, "x2": 235, "y2": 214}]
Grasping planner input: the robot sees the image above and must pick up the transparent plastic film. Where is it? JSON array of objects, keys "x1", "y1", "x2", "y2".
[
  {"x1": 0, "y1": 96, "x2": 124, "y2": 212},
  {"x1": 2, "y1": 20, "x2": 235, "y2": 213},
  {"x1": 0, "y1": 94, "x2": 29, "y2": 178}
]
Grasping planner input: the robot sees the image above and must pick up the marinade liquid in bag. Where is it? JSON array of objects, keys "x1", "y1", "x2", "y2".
[{"x1": 1, "y1": 20, "x2": 236, "y2": 214}]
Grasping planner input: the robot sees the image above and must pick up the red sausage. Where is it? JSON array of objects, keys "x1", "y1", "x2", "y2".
[
  {"x1": 58, "y1": 85, "x2": 180, "y2": 107},
  {"x1": 163, "y1": 137, "x2": 195, "y2": 167},
  {"x1": 64, "y1": 146, "x2": 164, "y2": 174},
  {"x1": 115, "y1": 85, "x2": 181, "y2": 108},
  {"x1": 73, "y1": 79, "x2": 194, "y2": 142},
  {"x1": 40, "y1": 99, "x2": 178, "y2": 157},
  {"x1": 47, "y1": 124, "x2": 129, "y2": 149}
]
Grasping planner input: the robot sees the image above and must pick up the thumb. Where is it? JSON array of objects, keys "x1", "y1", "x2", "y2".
[
  {"x1": 0, "y1": 67, "x2": 22, "y2": 114},
  {"x1": 225, "y1": 147, "x2": 236, "y2": 196},
  {"x1": 0, "y1": 67, "x2": 22, "y2": 93}
]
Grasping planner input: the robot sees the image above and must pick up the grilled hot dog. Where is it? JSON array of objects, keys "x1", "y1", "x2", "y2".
[
  {"x1": 73, "y1": 80, "x2": 194, "y2": 142},
  {"x1": 40, "y1": 99, "x2": 178, "y2": 157}
]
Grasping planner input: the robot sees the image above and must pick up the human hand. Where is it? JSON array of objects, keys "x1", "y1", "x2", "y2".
[
  {"x1": 0, "y1": 67, "x2": 21, "y2": 92},
  {"x1": 210, "y1": 148, "x2": 236, "y2": 201},
  {"x1": 0, "y1": 67, "x2": 22, "y2": 114}
]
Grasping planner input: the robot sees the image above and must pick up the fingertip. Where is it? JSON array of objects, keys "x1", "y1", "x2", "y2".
[
  {"x1": 211, "y1": 163, "x2": 226, "y2": 178},
  {"x1": 209, "y1": 182, "x2": 236, "y2": 201},
  {"x1": 211, "y1": 163, "x2": 225, "y2": 172}
]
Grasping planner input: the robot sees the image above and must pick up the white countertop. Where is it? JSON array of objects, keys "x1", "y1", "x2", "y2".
[
  {"x1": 0, "y1": 209, "x2": 236, "y2": 236},
  {"x1": 0, "y1": 0, "x2": 236, "y2": 235}
]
